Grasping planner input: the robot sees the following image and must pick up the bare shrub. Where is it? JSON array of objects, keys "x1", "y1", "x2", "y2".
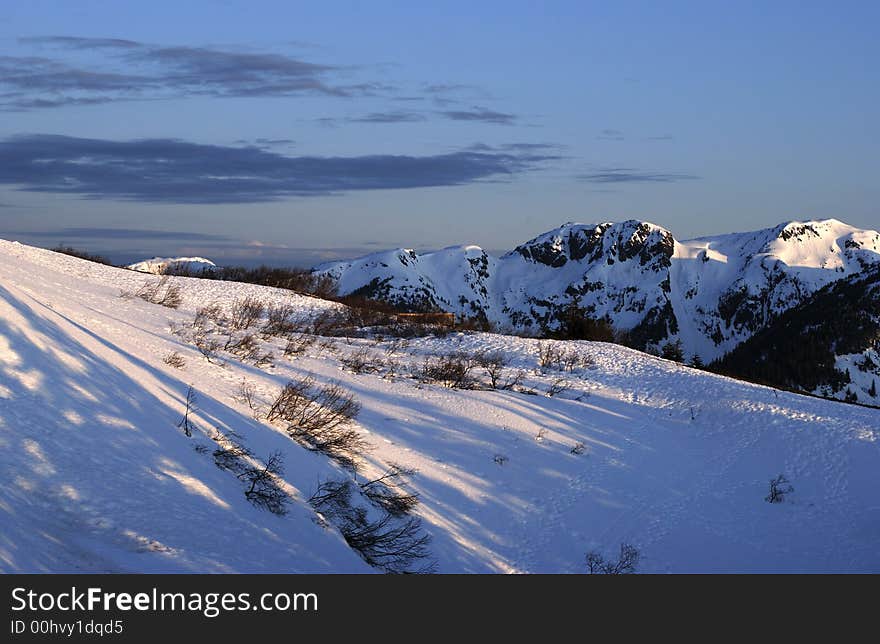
[
  {"x1": 229, "y1": 296, "x2": 265, "y2": 330},
  {"x1": 309, "y1": 479, "x2": 433, "y2": 573},
  {"x1": 224, "y1": 332, "x2": 260, "y2": 360},
  {"x1": 477, "y1": 351, "x2": 507, "y2": 389},
  {"x1": 193, "y1": 332, "x2": 223, "y2": 364},
  {"x1": 265, "y1": 376, "x2": 316, "y2": 423},
  {"x1": 494, "y1": 454, "x2": 509, "y2": 466},
  {"x1": 765, "y1": 474, "x2": 793, "y2": 503},
  {"x1": 420, "y1": 352, "x2": 477, "y2": 389},
  {"x1": 341, "y1": 348, "x2": 383, "y2": 374},
  {"x1": 213, "y1": 440, "x2": 253, "y2": 472},
  {"x1": 384, "y1": 338, "x2": 410, "y2": 355},
  {"x1": 537, "y1": 342, "x2": 564, "y2": 370},
  {"x1": 570, "y1": 442, "x2": 587, "y2": 455},
  {"x1": 360, "y1": 464, "x2": 420, "y2": 517},
  {"x1": 177, "y1": 385, "x2": 197, "y2": 437},
  {"x1": 315, "y1": 337, "x2": 338, "y2": 354},
  {"x1": 193, "y1": 303, "x2": 226, "y2": 329},
  {"x1": 546, "y1": 378, "x2": 570, "y2": 397},
  {"x1": 267, "y1": 377, "x2": 366, "y2": 470},
  {"x1": 253, "y1": 351, "x2": 274, "y2": 368},
  {"x1": 283, "y1": 334, "x2": 314, "y2": 357},
  {"x1": 233, "y1": 379, "x2": 263, "y2": 419},
  {"x1": 535, "y1": 427, "x2": 548, "y2": 442},
  {"x1": 586, "y1": 543, "x2": 640, "y2": 574},
  {"x1": 500, "y1": 369, "x2": 526, "y2": 391},
  {"x1": 163, "y1": 351, "x2": 186, "y2": 368},
  {"x1": 263, "y1": 304, "x2": 296, "y2": 337},
  {"x1": 136, "y1": 276, "x2": 182, "y2": 309},
  {"x1": 241, "y1": 451, "x2": 289, "y2": 515}
]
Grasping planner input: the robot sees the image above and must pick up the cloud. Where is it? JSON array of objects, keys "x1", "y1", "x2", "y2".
[
  {"x1": 20, "y1": 36, "x2": 142, "y2": 50},
  {"x1": 349, "y1": 111, "x2": 427, "y2": 123},
  {"x1": 440, "y1": 107, "x2": 517, "y2": 125},
  {"x1": 0, "y1": 134, "x2": 560, "y2": 204},
  {"x1": 596, "y1": 129, "x2": 625, "y2": 141},
  {"x1": 19, "y1": 227, "x2": 230, "y2": 241},
  {"x1": 1, "y1": 37, "x2": 382, "y2": 110},
  {"x1": 469, "y1": 142, "x2": 562, "y2": 152},
  {"x1": 578, "y1": 168, "x2": 699, "y2": 184}
]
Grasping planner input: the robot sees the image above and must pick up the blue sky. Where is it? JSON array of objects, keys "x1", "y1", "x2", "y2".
[{"x1": 0, "y1": 0, "x2": 877, "y2": 266}]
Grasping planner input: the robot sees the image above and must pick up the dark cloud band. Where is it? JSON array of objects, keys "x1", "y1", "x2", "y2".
[
  {"x1": 0, "y1": 134, "x2": 559, "y2": 204},
  {"x1": 579, "y1": 168, "x2": 699, "y2": 184}
]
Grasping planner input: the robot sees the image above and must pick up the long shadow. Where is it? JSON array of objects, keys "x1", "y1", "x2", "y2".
[{"x1": 0, "y1": 283, "x2": 358, "y2": 573}]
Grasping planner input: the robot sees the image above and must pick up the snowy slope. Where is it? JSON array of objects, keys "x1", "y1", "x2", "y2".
[
  {"x1": 316, "y1": 219, "x2": 880, "y2": 361},
  {"x1": 2, "y1": 239, "x2": 879, "y2": 573},
  {"x1": 127, "y1": 256, "x2": 217, "y2": 275}
]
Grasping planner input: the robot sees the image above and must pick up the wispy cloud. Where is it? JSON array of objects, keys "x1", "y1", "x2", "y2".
[
  {"x1": 578, "y1": 167, "x2": 699, "y2": 184},
  {"x1": 469, "y1": 142, "x2": 562, "y2": 152},
  {"x1": 19, "y1": 227, "x2": 230, "y2": 241},
  {"x1": 440, "y1": 106, "x2": 517, "y2": 125},
  {"x1": 1, "y1": 36, "x2": 381, "y2": 110},
  {"x1": 0, "y1": 134, "x2": 560, "y2": 204},
  {"x1": 596, "y1": 129, "x2": 625, "y2": 141},
  {"x1": 348, "y1": 111, "x2": 427, "y2": 123}
]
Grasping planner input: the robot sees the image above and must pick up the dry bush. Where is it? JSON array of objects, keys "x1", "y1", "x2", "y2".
[
  {"x1": 193, "y1": 331, "x2": 223, "y2": 364},
  {"x1": 163, "y1": 351, "x2": 186, "y2": 369},
  {"x1": 384, "y1": 338, "x2": 410, "y2": 355},
  {"x1": 211, "y1": 437, "x2": 289, "y2": 515},
  {"x1": 283, "y1": 334, "x2": 314, "y2": 357},
  {"x1": 537, "y1": 342, "x2": 564, "y2": 370},
  {"x1": 135, "y1": 276, "x2": 182, "y2": 309},
  {"x1": 419, "y1": 352, "x2": 478, "y2": 389},
  {"x1": 309, "y1": 479, "x2": 433, "y2": 573},
  {"x1": 177, "y1": 385, "x2": 197, "y2": 437},
  {"x1": 229, "y1": 296, "x2": 265, "y2": 330},
  {"x1": 267, "y1": 377, "x2": 366, "y2": 470},
  {"x1": 263, "y1": 304, "x2": 297, "y2": 337},
  {"x1": 570, "y1": 442, "x2": 587, "y2": 455},
  {"x1": 537, "y1": 342, "x2": 593, "y2": 373},
  {"x1": 765, "y1": 474, "x2": 793, "y2": 503},
  {"x1": 477, "y1": 351, "x2": 508, "y2": 389},
  {"x1": 586, "y1": 543, "x2": 640, "y2": 574},
  {"x1": 241, "y1": 451, "x2": 289, "y2": 515},
  {"x1": 359, "y1": 464, "x2": 420, "y2": 517},
  {"x1": 224, "y1": 332, "x2": 260, "y2": 359},
  {"x1": 341, "y1": 348, "x2": 383, "y2": 374},
  {"x1": 546, "y1": 378, "x2": 570, "y2": 397},
  {"x1": 213, "y1": 440, "x2": 254, "y2": 472},
  {"x1": 193, "y1": 303, "x2": 227, "y2": 329},
  {"x1": 500, "y1": 369, "x2": 526, "y2": 391},
  {"x1": 233, "y1": 378, "x2": 263, "y2": 419}
]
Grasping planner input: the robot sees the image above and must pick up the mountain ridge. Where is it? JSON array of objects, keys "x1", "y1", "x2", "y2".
[{"x1": 314, "y1": 218, "x2": 880, "y2": 362}]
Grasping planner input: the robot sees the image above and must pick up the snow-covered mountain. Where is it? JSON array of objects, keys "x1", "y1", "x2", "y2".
[
  {"x1": 2, "y1": 237, "x2": 879, "y2": 573},
  {"x1": 315, "y1": 219, "x2": 880, "y2": 361},
  {"x1": 714, "y1": 263, "x2": 880, "y2": 405},
  {"x1": 127, "y1": 256, "x2": 217, "y2": 275}
]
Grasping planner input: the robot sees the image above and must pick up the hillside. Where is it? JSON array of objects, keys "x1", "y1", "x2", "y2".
[
  {"x1": 712, "y1": 265, "x2": 880, "y2": 405},
  {"x1": 315, "y1": 219, "x2": 880, "y2": 362},
  {"x1": 1, "y1": 238, "x2": 879, "y2": 573}
]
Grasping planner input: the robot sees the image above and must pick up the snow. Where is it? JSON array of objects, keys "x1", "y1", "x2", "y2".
[
  {"x1": 2, "y1": 238, "x2": 879, "y2": 573},
  {"x1": 317, "y1": 218, "x2": 880, "y2": 362},
  {"x1": 127, "y1": 256, "x2": 217, "y2": 275}
]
